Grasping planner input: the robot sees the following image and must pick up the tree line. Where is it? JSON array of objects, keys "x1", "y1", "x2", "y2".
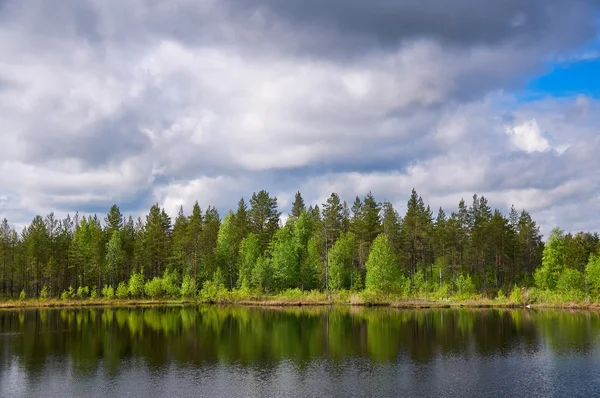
[{"x1": 0, "y1": 188, "x2": 598, "y2": 300}]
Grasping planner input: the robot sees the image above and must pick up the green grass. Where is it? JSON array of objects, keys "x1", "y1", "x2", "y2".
[{"x1": 2, "y1": 288, "x2": 599, "y2": 309}]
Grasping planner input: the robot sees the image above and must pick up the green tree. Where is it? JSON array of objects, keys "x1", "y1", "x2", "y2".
[
  {"x1": 249, "y1": 190, "x2": 280, "y2": 254},
  {"x1": 237, "y1": 233, "x2": 260, "y2": 288},
  {"x1": 105, "y1": 230, "x2": 124, "y2": 287},
  {"x1": 365, "y1": 234, "x2": 401, "y2": 294},
  {"x1": 586, "y1": 254, "x2": 600, "y2": 299},
  {"x1": 290, "y1": 191, "x2": 306, "y2": 219},
  {"x1": 215, "y1": 211, "x2": 238, "y2": 289},
  {"x1": 328, "y1": 232, "x2": 355, "y2": 291},
  {"x1": 535, "y1": 227, "x2": 565, "y2": 290},
  {"x1": 270, "y1": 226, "x2": 299, "y2": 291}
]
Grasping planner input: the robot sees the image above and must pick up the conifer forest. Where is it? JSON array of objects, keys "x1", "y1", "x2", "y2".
[{"x1": 1, "y1": 189, "x2": 599, "y2": 302}]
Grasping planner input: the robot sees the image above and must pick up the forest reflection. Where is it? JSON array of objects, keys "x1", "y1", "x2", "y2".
[{"x1": 2, "y1": 306, "x2": 599, "y2": 375}]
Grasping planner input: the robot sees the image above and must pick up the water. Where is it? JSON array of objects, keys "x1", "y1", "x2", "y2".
[{"x1": 1, "y1": 306, "x2": 600, "y2": 397}]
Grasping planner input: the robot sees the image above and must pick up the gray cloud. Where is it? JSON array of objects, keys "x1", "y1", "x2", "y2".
[{"x1": 0, "y1": 0, "x2": 599, "y2": 236}]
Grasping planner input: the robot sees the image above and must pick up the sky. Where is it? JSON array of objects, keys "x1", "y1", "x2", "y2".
[{"x1": 0, "y1": 0, "x2": 599, "y2": 236}]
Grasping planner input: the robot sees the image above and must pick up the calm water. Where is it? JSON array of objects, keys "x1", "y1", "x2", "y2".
[{"x1": 1, "y1": 306, "x2": 600, "y2": 398}]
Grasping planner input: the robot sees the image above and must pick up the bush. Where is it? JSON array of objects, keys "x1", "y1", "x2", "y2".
[
  {"x1": 556, "y1": 268, "x2": 584, "y2": 293},
  {"x1": 200, "y1": 269, "x2": 227, "y2": 302},
  {"x1": 161, "y1": 269, "x2": 180, "y2": 298},
  {"x1": 180, "y1": 275, "x2": 197, "y2": 299},
  {"x1": 116, "y1": 282, "x2": 129, "y2": 299},
  {"x1": 510, "y1": 285, "x2": 523, "y2": 304},
  {"x1": 19, "y1": 289, "x2": 26, "y2": 301},
  {"x1": 412, "y1": 270, "x2": 426, "y2": 296},
  {"x1": 40, "y1": 285, "x2": 49, "y2": 299},
  {"x1": 60, "y1": 286, "x2": 75, "y2": 300},
  {"x1": 128, "y1": 271, "x2": 145, "y2": 298},
  {"x1": 77, "y1": 286, "x2": 89, "y2": 299},
  {"x1": 90, "y1": 286, "x2": 98, "y2": 299},
  {"x1": 433, "y1": 283, "x2": 451, "y2": 300},
  {"x1": 454, "y1": 274, "x2": 476, "y2": 298},
  {"x1": 101, "y1": 285, "x2": 114, "y2": 299},
  {"x1": 144, "y1": 277, "x2": 163, "y2": 298}
]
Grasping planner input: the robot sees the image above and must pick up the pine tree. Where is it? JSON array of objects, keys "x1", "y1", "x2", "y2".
[
  {"x1": 290, "y1": 191, "x2": 306, "y2": 219},
  {"x1": 249, "y1": 190, "x2": 281, "y2": 254},
  {"x1": 187, "y1": 201, "x2": 203, "y2": 282}
]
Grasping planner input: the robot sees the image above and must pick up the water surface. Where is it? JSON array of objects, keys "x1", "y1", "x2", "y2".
[{"x1": 1, "y1": 306, "x2": 600, "y2": 397}]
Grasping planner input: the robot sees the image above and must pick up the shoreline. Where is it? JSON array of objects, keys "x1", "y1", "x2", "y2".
[{"x1": 1, "y1": 297, "x2": 599, "y2": 310}]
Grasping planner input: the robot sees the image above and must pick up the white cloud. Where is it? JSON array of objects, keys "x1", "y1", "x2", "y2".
[{"x1": 504, "y1": 119, "x2": 552, "y2": 153}]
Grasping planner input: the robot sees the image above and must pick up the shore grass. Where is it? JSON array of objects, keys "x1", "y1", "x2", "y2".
[{"x1": 2, "y1": 291, "x2": 599, "y2": 310}]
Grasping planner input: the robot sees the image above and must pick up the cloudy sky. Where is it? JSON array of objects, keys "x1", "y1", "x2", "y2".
[{"x1": 0, "y1": 0, "x2": 599, "y2": 235}]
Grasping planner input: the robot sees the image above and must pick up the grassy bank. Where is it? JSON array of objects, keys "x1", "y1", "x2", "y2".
[{"x1": 2, "y1": 288, "x2": 600, "y2": 310}]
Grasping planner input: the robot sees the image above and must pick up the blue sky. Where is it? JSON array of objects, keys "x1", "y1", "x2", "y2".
[{"x1": 0, "y1": 0, "x2": 600, "y2": 236}]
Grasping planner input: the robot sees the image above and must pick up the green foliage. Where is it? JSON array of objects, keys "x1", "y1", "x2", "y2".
[
  {"x1": 200, "y1": 269, "x2": 227, "y2": 302},
  {"x1": 270, "y1": 226, "x2": 299, "y2": 291},
  {"x1": 251, "y1": 256, "x2": 272, "y2": 292},
  {"x1": 90, "y1": 286, "x2": 98, "y2": 299},
  {"x1": 144, "y1": 277, "x2": 162, "y2": 299},
  {"x1": 161, "y1": 269, "x2": 180, "y2": 298},
  {"x1": 116, "y1": 282, "x2": 129, "y2": 299},
  {"x1": 77, "y1": 286, "x2": 89, "y2": 299},
  {"x1": 237, "y1": 233, "x2": 260, "y2": 288},
  {"x1": 535, "y1": 227, "x2": 566, "y2": 290},
  {"x1": 0, "y1": 188, "x2": 591, "y2": 306},
  {"x1": 510, "y1": 285, "x2": 523, "y2": 304},
  {"x1": 412, "y1": 270, "x2": 426, "y2": 296},
  {"x1": 365, "y1": 234, "x2": 401, "y2": 294},
  {"x1": 181, "y1": 275, "x2": 197, "y2": 299},
  {"x1": 328, "y1": 232, "x2": 354, "y2": 291},
  {"x1": 19, "y1": 289, "x2": 26, "y2": 301},
  {"x1": 433, "y1": 282, "x2": 451, "y2": 299},
  {"x1": 454, "y1": 274, "x2": 476, "y2": 298},
  {"x1": 586, "y1": 254, "x2": 600, "y2": 299},
  {"x1": 556, "y1": 268, "x2": 584, "y2": 293},
  {"x1": 61, "y1": 286, "x2": 75, "y2": 300},
  {"x1": 128, "y1": 271, "x2": 145, "y2": 298},
  {"x1": 101, "y1": 285, "x2": 114, "y2": 299}
]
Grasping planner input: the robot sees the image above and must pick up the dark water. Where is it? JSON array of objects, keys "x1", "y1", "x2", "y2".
[{"x1": 1, "y1": 306, "x2": 600, "y2": 398}]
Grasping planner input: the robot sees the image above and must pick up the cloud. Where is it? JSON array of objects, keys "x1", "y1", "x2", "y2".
[
  {"x1": 0, "y1": 0, "x2": 599, "y2": 238},
  {"x1": 504, "y1": 119, "x2": 552, "y2": 153}
]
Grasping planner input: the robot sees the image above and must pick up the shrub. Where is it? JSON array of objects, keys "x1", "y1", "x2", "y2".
[
  {"x1": 412, "y1": 270, "x2": 426, "y2": 296},
  {"x1": 101, "y1": 285, "x2": 114, "y2": 299},
  {"x1": 116, "y1": 282, "x2": 129, "y2": 299},
  {"x1": 19, "y1": 289, "x2": 26, "y2": 301},
  {"x1": 40, "y1": 285, "x2": 49, "y2": 299},
  {"x1": 495, "y1": 288, "x2": 506, "y2": 302},
  {"x1": 509, "y1": 285, "x2": 522, "y2": 304},
  {"x1": 200, "y1": 269, "x2": 227, "y2": 302},
  {"x1": 77, "y1": 286, "x2": 89, "y2": 299},
  {"x1": 161, "y1": 269, "x2": 180, "y2": 298},
  {"x1": 455, "y1": 274, "x2": 476, "y2": 297},
  {"x1": 60, "y1": 286, "x2": 75, "y2": 300},
  {"x1": 144, "y1": 277, "x2": 163, "y2": 298},
  {"x1": 556, "y1": 268, "x2": 584, "y2": 293},
  {"x1": 433, "y1": 283, "x2": 451, "y2": 300},
  {"x1": 90, "y1": 286, "x2": 98, "y2": 299},
  {"x1": 180, "y1": 275, "x2": 197, "y2": 299},
  {"x1": 128, "y1": 271, "x2": 145, "y2": 298}
]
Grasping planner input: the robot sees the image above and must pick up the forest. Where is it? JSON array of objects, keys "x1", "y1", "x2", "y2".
[{"x1": 1, "y1": 189, "x2": 599, "y2": 303}]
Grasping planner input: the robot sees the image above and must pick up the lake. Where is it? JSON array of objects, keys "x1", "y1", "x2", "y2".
[{"x1": 1, "y1": 306, "x2": 600, "y2": 397}]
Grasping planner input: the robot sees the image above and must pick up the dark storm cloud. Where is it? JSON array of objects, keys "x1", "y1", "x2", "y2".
[
  {"x1": 238, "y1": 0, "x2": 597, "y2": 49},
  {"x1": 20, "y1": 110, "x2": 152, "y2": 167}
]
